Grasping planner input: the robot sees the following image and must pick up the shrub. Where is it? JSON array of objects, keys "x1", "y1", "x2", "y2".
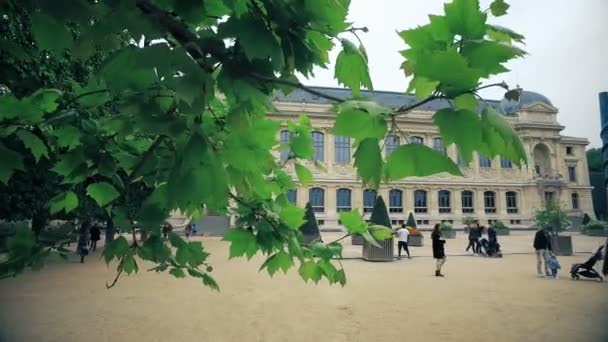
[
  {"x1": 439, "y1": 222, "x2": 453, "y2": 231},
  {"x1": 462, "y1": 216, "x2": 476, "y2": 226},
  {"x1": 583, "y1": 221, "x2": 608, "y2": 231},
  {"x1": 493, "y1": 220, "x2": 509, "y2": 230}
]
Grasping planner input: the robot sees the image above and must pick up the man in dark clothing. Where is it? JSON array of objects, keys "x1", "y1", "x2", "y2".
[
  {"x1": 487, "y1": 225, "x2": 497, "y2": 244},
  {"x1": 465, "y1": 223, "x2": 478, "y2": 254},
  {"x1": 89, "y1": 224, "x2": 101, "y2": 251},
  {"x1": 533, "y1": 227, "x2": 552, "y2": 276},
  {"x1": 475, "y1": 226, "x2": 485, "y2": 254}
]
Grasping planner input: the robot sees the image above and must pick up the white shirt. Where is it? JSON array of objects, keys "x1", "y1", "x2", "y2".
[{"x1": 396, "y1": 228, "x2": 409, "y2": 242}]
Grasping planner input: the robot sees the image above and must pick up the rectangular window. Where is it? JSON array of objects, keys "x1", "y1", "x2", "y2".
[
  {"x1": 544, "y1": 191, "x2": 555, "y2": 204},
  {"x1": 506, "y1": 191, "x2": 518, "y2": 214},
  {"x1": 389, "y1": 189, "x2": 403, "y2": 213},
  {"x1": 479, "y1": 155, "x2": 492, "y2": 168},
  {"x1": 363, "y1": 189, "x2": 377, "y2": 213},
  {"x1": 416, "y1": 220, "x2": 429, "y2": 225},
  {"x1": 500, "y1": 157, "x2": 513, "y2": 169},
  {"x1": 311, "y1": 131, "x2": 324, "y2": 162},
  {"x1": 566, "y1": 146, "x2": 573, "y2": 155},
  {"x1": 410, "y1": 136, "x2": 424, "y2": 145},
  {"x1": 334, "y1": 135, "x2": 351, "y2": 163},
  {"x1": 286, "y1": 189, "x2": 297, "y2": 204},
  {"x1": 433, "y1": 137, "x2": 446, "y2": 155},
  {"x1": 510, "y1": 219, "x2": 521, "y2": 225},
  {"x1": 484, "y1": 191, "x2": 496, "y2": 213},
  {"x1": 461, "y1": 191, "x2": 474, "y2": 213},
  {"x1": 385, "y1": 135, "x2": 400, "y2": 156},
  {"x1": 438, "y1": 190, "x2": 451, "y2": 213},
  {"x1": 571, "y1": 193, "x2": 579, "y2": 209},
  {"x1": 280, "y1": 131, "x2": 291, "y2": 162},
  {"x1": 457, "y1": 150, "x2": 465, "y2": 167},
  {"x1": 336, "y1": 188, "x2": 352, "y2": 212},
  {"x1": 414, "y1": 190, "x2": 427, "y2": 213},
  {"x1": 317, "y1": 220, "x2": 325, "y2": 226},
  {"x1": 568, "y1": 165, "x2": 577, "y2": 182},
  {"x1": 309, "y1": 188, "x2": 325, "y2": 213}
]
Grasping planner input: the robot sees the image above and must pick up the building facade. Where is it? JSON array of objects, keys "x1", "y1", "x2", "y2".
[{"x1": 270, "y1": 87, "x2": 594, "y2": 229}]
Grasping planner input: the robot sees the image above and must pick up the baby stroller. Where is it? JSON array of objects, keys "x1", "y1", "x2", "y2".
[
  {"x1": 570, "y1": 246, "x2": 604, "y2": 281},
  {"x1": 479, "y1": 238, "x2": 502, "y2": 258}
]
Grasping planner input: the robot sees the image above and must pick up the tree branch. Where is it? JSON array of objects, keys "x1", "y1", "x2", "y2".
[
  {"x1": 129, "y1": 136, "x2": 165, "y2": 182},
  {"x1": 251, "y1": 73, "x2": 345, "y2": 102},
  {"x1": 106, "y1": 261, "x2": 124, "y2": 289}
]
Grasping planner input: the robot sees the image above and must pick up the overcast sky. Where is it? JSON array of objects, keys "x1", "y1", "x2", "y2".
[{"x1": 303, "y1": 0, "x2": 607, "y2": 148}]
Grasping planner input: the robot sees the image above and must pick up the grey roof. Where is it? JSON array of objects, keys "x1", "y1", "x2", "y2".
[{"x1": 273, "y1": 86, "x2": 554, "y2": 114}]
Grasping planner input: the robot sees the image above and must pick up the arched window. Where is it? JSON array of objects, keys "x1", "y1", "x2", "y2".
[
  {"x1": 385, "y1": 135, "x2": 400, "y2": 156},
  {"x1": 311, "y1": 131, "x2": 324, "y2": 162},
  {"x1": 506, "y1": 191, "x2": 518, "y2": 213},
  {"x1": 309, "y1": 188, "x2": 325, "y2": 212},
  {"x1": 438, "y1": 190, "x2": 451, "y2": 213},
  {"x1": 479, "y1": 155, "x2": 492, "y2": 168},
  {"x1": 363, "y1": 189, "x2": 377, "y2": 213},
  {"x1": 571, "y1": 193, "x2": 579, "y2": 210},
  {"x1": 500, "y1": 157, "x2": 513, "y2": 169},
  {"x1": 433, "y1": 137, "x2": 446, "y2": 155},
  {"x1": 410, "y1": 136, "x2": 424, "y2": 145},
  {"x1": 414, "y1": 190, "x2": 427, "y2": 213},
  {"x1": 280, "y1": 130, "x2": 291, "y2": 162},
  {"x1": 286, "y1": 189, "x2": 297, "y2": 204},
  {"x1": 334, "y1": 135, "x2": 350, "y2": 163},
  {"x1": 336, "y1": 188, "x2": 352, "y2": 212},
  {"x1": 389, "y1": 189, "x2": 403, "y2": 213},
  {"x1": 484, "y1": 191, "x2": 496, "y2": 213},
  {"x1": 461, "y1": 191, "x2": 474, "y2": 213}
]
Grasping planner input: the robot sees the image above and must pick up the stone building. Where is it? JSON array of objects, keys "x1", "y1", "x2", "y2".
[{"x1": 270, "y1": 87, "x2": 594, "y2": 229}]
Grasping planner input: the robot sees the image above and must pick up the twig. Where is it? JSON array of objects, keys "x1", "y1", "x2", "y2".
[
  {"x1": 251, "y1": 73, "x2": 345, "y2": 102},
  {"x1": 106, "y1": 261, "x2": 124, "y2": 289},
  {"x1": 328, "y1": 233, "x2": 352, "y2": 245}
]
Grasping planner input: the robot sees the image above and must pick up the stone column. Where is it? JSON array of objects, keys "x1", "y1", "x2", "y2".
[
  {"x1": 326, "y1": 184, "x2": 337, "y2": 218},
  {"x1": 325, "y1": 129, "x2": 334, "y2": 174}
]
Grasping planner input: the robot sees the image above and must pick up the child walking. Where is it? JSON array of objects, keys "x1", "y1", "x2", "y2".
[{"x1": 547, "y1": 252, "x2": 561, "y2": 279}]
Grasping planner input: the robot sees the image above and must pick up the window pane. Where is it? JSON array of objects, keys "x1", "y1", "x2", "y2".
[
  {"x1": 280, "y1": 130, "x2": 290, "y2": 162},
  {"x1": 389, "y1": 189, "x2": 403, "y2": 213},
  {"x1": 311, "y1": 131, "x2": 324, "y2": 161},
  {"x1": 309, "y1": 188, "x2": 324, "y2": 212},
  {"x1": 500, "y1": 157, "x2": 512, "y2": 169},
  {"x1": 506, "y1": 191, "x2": 518, "y2": 213},
  {"x1": 461, "y1": 191, "x2": 474, "y2": 213},
  {"x1": 484, "y1": 191, "x2": 496, "y2": 213},
  {"x1": 433, "y1": 137, "x2": 446, "y2": 155},
  {"x1": 571, "y1": 193, "x2": 579, "y2": 209},
  {"x1": 438, "y1": 190, "x2": 451, "y2": 213},
  {"x1": 414, "y1": 190, "x2": 427, "y2": 213},
  {"x1": 287, "y1": 189, "x2": 297, "y2": 204},
  {"x1": 363, "y1": 189, "x2": 377, "y2": 212},
  {"x1": 411, "y1": 136, "x2": 424, "y2": 144},
  {"x1": 336, "y1": 188, "x2": 351, "y2": 211},
  {"x1": 568, "y1": 166, "x2": 576, "y2": 182},
  {"x1": 385, "y1": 135, "x2": 400, "y2": 156},
  {"x1": 334, "y1": 135, "x2": 351, "y2": 163},
  {"x1": 479, "y1": 155, "x2": 492, "y2": 168}
]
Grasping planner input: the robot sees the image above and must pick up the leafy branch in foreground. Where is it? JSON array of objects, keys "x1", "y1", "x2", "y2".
[{"x1": 1, "y1": 0, "x2": 527, "y2": 289}]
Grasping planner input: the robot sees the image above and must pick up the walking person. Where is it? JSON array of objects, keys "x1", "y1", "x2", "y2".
[
  {"x1": 547, "y1": 252, "x2": 561, "y2": 279},
  {"x1": 89, "y1": 223, "x2": 101, "y2": 252},
  {"x1": 395, "y1": 224, "x2": 411, "y2": 259},
  {"x1": 191, "y1": 223, "x2": 198, "y2": 236},
  {"x1": 185, "y1": 223, "x2": 192, "y2": 239},
  {"x1": 465, "y1": 222, "x2": 477, "y2": 254},
  {"x1": 475, "y1": 225, "x2": 485, "y2": 254},
  {"x1": 432, "y1": 224, "x2": 447, "y2": 277},
  {"x1": 77, "y1": 221, "x2": 91, "y2": 263},
  {"x1": 534, "y1": 226, "x2": 552, "y2": 277}
]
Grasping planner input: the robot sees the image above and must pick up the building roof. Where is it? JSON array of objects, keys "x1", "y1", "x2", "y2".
[{"x1": 273, "y1": 86, "x2": 554, "y2": 114}]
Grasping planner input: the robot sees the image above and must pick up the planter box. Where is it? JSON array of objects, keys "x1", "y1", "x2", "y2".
[
  {"x1": 551, "y1": 235, "x2": 573, "y2": 256},
  {"x1": 582, "y1": 229, "x2": 608, "y2": 237},
  {"x1": 351, "y1": 235, "x2": 364, "y2": 245},
  {"x1": 442, "y1": 230, "x2": 456, "y2": 239},
  {"x1": 362, "y1": 237, "x2": 394, "y2": 262},
  {"x1": 495, "y1": 229, "x2": 510, "y2": 236},
  {"x1": 408, "y1": 235, "x2": 424, "y2": 246}
]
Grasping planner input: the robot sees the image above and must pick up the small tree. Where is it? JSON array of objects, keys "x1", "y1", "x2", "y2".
[
  {"x1": 370, "y1": 196, "x2": 391, "y2": 229},
  {"x1": 534, "y1": 200, "x2": 570, "y2": 238},
  {"x1": 405, "y1": 212, "x2": 417, "y2": 228},
  {"x1": 299, "y1": 202, "x2": 321, "y2": 244}
]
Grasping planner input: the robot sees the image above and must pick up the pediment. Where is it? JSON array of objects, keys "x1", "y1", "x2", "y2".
[{"x1": 521, "y1": 102, "x2": 557, "y2": 113}]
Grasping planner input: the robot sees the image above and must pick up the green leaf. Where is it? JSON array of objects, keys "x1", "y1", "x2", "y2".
[
  {"x1": 361, "y1": 230, "x2": 381, "y2": 248},
  {"x1": 121, "y1": 253, "x2": 138, "y2": 275},
  {"x1": 487, "y1": 25, "x2": 524, "y2": 44},
  {"x1": 479, "y1": 107, "x2": 527, "y2": 166},
  {"x1": 334, "y1": 101, "x2": 388, "y2": 142},
  {"x1": 261, "y1": 251, "x2": 293, "y2": 276},
  {"x1": 0, "y1": 142, "x2": 24, "y2": 184},
  {"x1": 339, "y1": 210, "x2": 367, "y2": 234},
  {"x1": 16, "y1": 130, "x2": 48, "y2": 162},
  {"x1": 490, "y1": 0, "x2": 510, "y2": 16},
  {"x1": 433, "y1": 108, "x2": 482, "y2": 164},
  {"x1": 30, "y1": 89, "x2": 62, "y2": 112},
  {"x1": 49, "y1": 191, "x2": 79, "y2": 214},
  {"x1": 31, "y1": 13, "x2": 72, "y2": 54},
  {"x1": 103, "y1": 236, "x2": 130, "y2": 264},
  {"x1": 311, "y1": 242, "x2": 343, "y2": 260},
  {"x1": 200, "y1": 273, "x2": 220, "y2": 291},
  {"x1": 407, "y1": 76, "x2": 440, "y2": 100},
  {"x1": 335, "y1": 268, "x2": 347, "y2": 286},
  {"x1": 334, "y1": 39, "x2": 373, "y2": 96},
  {"x1": 53, "y1": 125, "x2": 81, "y2": 150},
  {"x1": 462, "y1": 41, "x2": 525, "y2": 78},
  {"x1": 51, "y1": 150, "x2": 85, "y2": 178},
  {"x1": 454, "y1": 94, "x2": 477, "y2": 111},
  {"x1": 222, "y1": 229, "x2": 258, "y2": 259},
  {"x1": 75, "y1": 80, "x2": 110, "y2": 108},
  {"x1": 86, "y1": 182, "x2": 120, "y2": 207},
  {"x1": 444, "y1": 0, "x2": 487, "y2": 40},
  {"x1": 415, "y1": 49, "x2": 481, "y2": 94},
  {"x1": 295, "y1": 163, "x2": 314, "y2": 186},
  {"x1": 289, "y1": 131, "x2": 313, "y2": 159},
  {"x1": 385, "y1": 144, "x2": 462, "y2": 180},
  {"x1": 299, "y1": 260, "x2": 323, "y2": 284},
  {"x1": 169, "y1": 268, "x2": 186, "y2": 278},
  {"x1": 369, "y1": 225, "x2": 393, "y2": 241},
  {"x1": 428, "y1": 15, "x2": 453, "y2": 42},
  {"x1": 279, "y1": 204, "x2": 307, "y2": 230},
  {"x1": 353, "y1": 138, "x2": 383, "y2": 188}
]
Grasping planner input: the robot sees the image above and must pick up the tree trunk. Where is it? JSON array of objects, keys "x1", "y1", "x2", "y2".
[
  {"x1": 31, "y1": 211, "x2": 48, "y2": 242},
  {"x1": 105, "y1": 219, "x2": 115, "y2": 246}
]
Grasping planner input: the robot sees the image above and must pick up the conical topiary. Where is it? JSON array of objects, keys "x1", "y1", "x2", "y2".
[
  {"x1": 406, "y1": 212, "x2": 417, "y2": 228},
  {"x1": 300, "y1": 202, "x2": 321, "y2": 244},
  {"x1": 362, "y1": 195, "x2": 394, "y2": 261}
]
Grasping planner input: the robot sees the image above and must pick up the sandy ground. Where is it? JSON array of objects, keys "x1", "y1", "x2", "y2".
[{"x1": 0, "y1": 232, "x2": 607, "y2": 342}]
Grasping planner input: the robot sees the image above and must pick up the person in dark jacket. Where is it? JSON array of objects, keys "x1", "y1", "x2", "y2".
[
  {"x1": 465, "y1": 222, "x2": 478, "y2": 254},
  {"x1": 533, "y1": 227, "x2": 552, "y2": 276},
  {"x1": 475, "y1": 225, "x2": 485, "y2": 254},
  {"x1": 89, "y1": 223, "x2": 101, "y2": 251},
  {"x1": 487, "y1": 224, "x2": 497, "y2": 244},
  {"x1": 432, "y1": 224, "x2": 446, "y2": 277}
]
